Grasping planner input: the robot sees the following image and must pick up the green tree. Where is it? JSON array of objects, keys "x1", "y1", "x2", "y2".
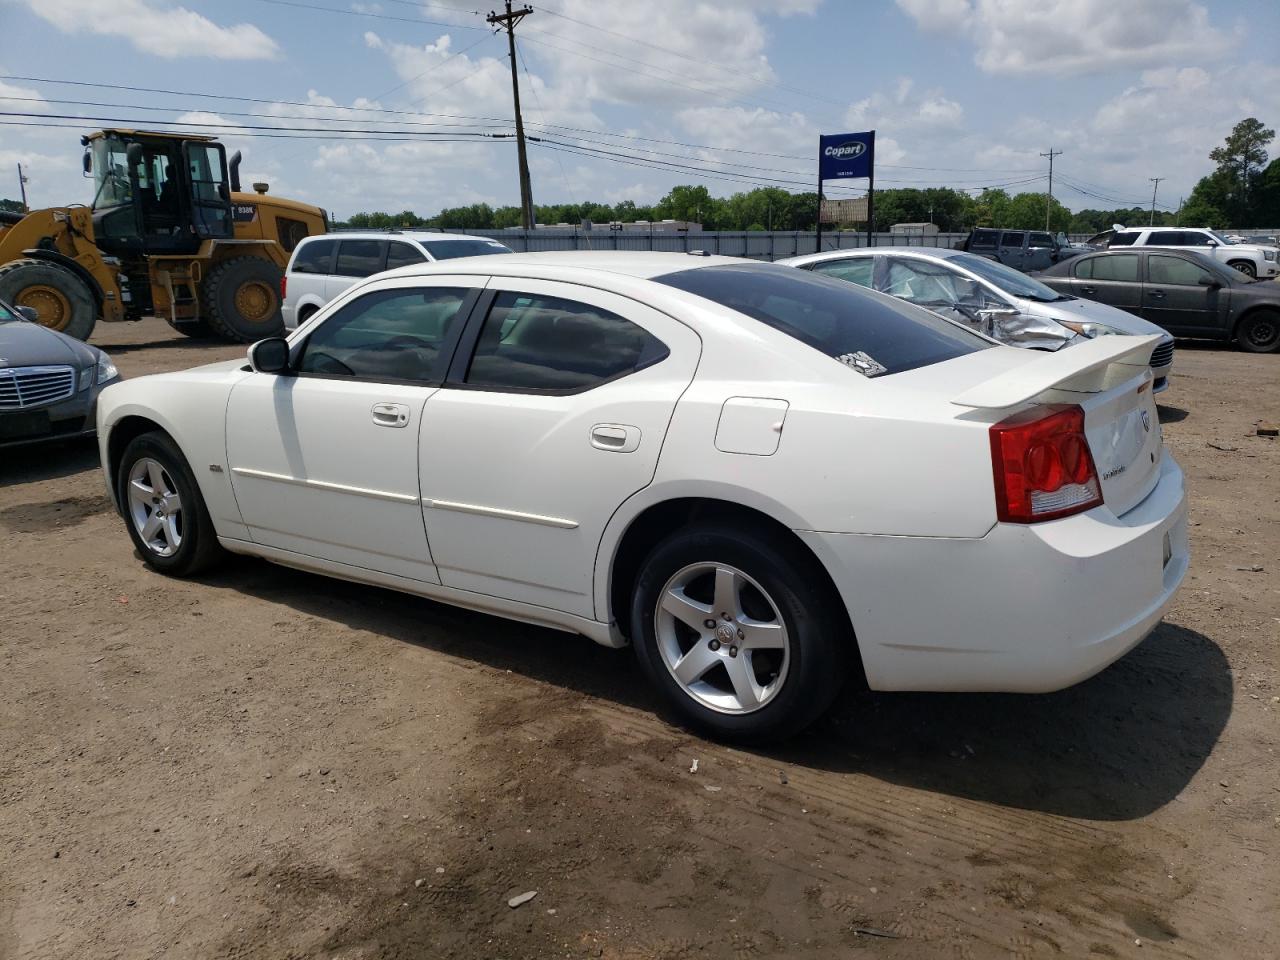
[
  {"x1": 0, "y1": 197, "x2": 24, "y2": 214},
  {"x1": 1207, "y1": 117, "x2": 1274, "y2": 225},
  {"x1": 435, "y1": 203, "x2": 495, "y2": 230}
]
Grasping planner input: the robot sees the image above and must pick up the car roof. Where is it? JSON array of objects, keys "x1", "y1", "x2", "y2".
[
  {"x1": 300, "y1": 231, "x2": 500, "y2": 244},
  {"x1": 379, "y1": 250, "x2": 758, "y2": 280},
  {"x1": 781, "y1": 246, "x2": 966, "y2": 266}
]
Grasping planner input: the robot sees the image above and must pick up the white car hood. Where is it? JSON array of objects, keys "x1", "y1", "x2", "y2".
[{"x1": 1012, "y1": 294, "x2": 1171, "y2": 340}]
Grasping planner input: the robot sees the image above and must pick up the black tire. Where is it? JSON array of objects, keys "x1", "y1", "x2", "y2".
[
  {"x1": 115, "y1": 430, "x2": 224, "y2": 576},
  {"x1": 165, "y1": 318, "x2": 216, "y2": 339},
  {"x1": 201, "y1": 255, "x2": 284, "y2": 342},
  {"x1": 1227, "y1": 260, "x2": 1257, "y2": 279},
  {"x1": 0, "y1": 258, "x2": 97, "y2": 340},
  {"x1": 1236, "y1": 309, "x2": 1280, "y2": 353},
  {"x1": 630, "y1": 523, "x2": 852, "y2": 743}
]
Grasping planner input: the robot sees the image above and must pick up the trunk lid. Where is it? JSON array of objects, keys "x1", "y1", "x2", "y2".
[{"x1": 951, "y1": 335, "x2": 1164, "y2": 517}]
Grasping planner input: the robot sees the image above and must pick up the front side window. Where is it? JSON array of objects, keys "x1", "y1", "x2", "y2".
[
  {"x1": 1029, "y1": 232, "x2": 1054, "y2": 248},
  {"x1": 291, "y1": 238, "x2": 336, "y2": 274},
  {"x1": 951, "y1": 254, "x2": 1063, "y2": 301},
  {"x1": 335, "y1": 239, "x2": 386, "y2": 278},
  {"x1": 465, "y1": 292, "x2": 668, "y2": 392},
  {"x1": 298, "y1": 287, "x2": 469, "y2": 382},
  {"x1": 656, "y1": 263, "x2": 989, "y2": 378},
  {"x1": 808, "y1": 257, "x2": 875, "y2": 287},
  {"x1": 386, "y1": 242, "x2": 428, "y2": 271},
  {"x1": 1082, "y1": 254, "x2": 1139, "y2": 282},
  {"x1": 90, "y1": 136, "x2": 133, "y2": 209},
  {"x1": 880, "y1": 257, "x2": 985, "y2": 308},
  {"x1": 1149, "y1": 254, "x2": 1214, "y2": 286}
]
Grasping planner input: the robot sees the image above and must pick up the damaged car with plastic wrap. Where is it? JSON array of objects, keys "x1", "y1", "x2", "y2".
[{"x1": 781, "y1": 247, "x2": 1175, "y2": 392}]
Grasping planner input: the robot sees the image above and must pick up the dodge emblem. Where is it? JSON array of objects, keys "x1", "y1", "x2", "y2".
[{"x1": 1140, "y1": 410, "x2": 1151, "y2": 432}]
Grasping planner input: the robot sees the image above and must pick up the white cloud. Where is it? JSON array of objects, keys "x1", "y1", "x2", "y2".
[
  {"x1": 20, "y1": 0, "x2": 280, "y2": 60},
  {"x1": 844, "y1": 78, "x2": 964, "y2": 133},
  {"x1": 895, "y1": 0, "x2": 1235, "y2": 75}
]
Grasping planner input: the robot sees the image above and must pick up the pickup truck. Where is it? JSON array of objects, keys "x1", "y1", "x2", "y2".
[{"x1": 956, "y1": 228, "x2": 1085, "y2": 272}]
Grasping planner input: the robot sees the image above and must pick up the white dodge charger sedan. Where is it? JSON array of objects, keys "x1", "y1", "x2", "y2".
[{"x1": 97, "y1": 252, "x2": 1188, "y2": 741}]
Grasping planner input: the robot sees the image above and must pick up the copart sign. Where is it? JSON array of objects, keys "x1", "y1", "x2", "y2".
[{"x1": 819, "y1": 131, "x2": 875, "y2": 181}]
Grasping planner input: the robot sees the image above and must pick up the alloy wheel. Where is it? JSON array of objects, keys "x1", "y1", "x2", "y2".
[
  {"x1": 127, "y1": 457, "x2": 184, "y2": 557},
  {"x1": 654, "y1": 562, "x2": 791, "y2": 714}
]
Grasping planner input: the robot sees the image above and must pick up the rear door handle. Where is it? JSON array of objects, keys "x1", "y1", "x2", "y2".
[
  {"x1": 372, "y1": 402, "x2": 410, "y2": 428},
  {"x1": 1148, "y1": 290, "x2": 1166, "y2": 299},
  {"x1": 1080, "y1": 285, "x2": 1097, "y2": 295},
  {"x1": 590, "y1": 423, "x2": 641, "y2": 453}
]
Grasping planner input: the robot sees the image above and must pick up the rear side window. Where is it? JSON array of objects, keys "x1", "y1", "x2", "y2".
[
  {"x1": 334, "y1": 239, "x2": 386, "y2": 278},
  {"x1": 808, "y1": 257, "x2": 875, "y2": 287},
  {"x1": 298, "y1": 287, "x2": 469, "y2": 383},
  {"x1": 656, "y1": 263, "x2": 989, "y2": 378},
  {"x1": 291, "y1": 238, "x2": 335, "y2": 274},
  {"x1": 1148, "y1": 230, "x2": 1185, "y2": 246},
  {"x1": 465, "y1": 292, "x2": 668, "y2": 392},
  {"x1": 386, "y1": 241, "x2": 427, "y2": 271},
  {"x1": 969, "y1": 229, "x2": 997, "y2": 250},
  {"x1": 1000, "y1": 232, "x2": 1024, "y2": 247},
  {"x1": 1108, "y1": 233, "x2": 1138, "y2": 247},
  {"x1": 1029, "y1": 232, "x2": 1054, "y2": 248},
  {"x1": 1077, "y1": 254, "x2": 1138, "y2": 282}
]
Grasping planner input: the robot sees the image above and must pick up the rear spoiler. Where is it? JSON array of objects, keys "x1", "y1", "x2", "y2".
[{"x1": 952, "y1": 335, "x2": 1161, "y2": 410}]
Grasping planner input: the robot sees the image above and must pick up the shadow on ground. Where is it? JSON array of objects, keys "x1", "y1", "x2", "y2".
[
  {"x1": 206, "y1": 556, "x2": 1230, "y2": 823},
  {"x1": 1157, "y1": 403, "x2": 1189, "y2": 424},
  {"x1": 0, "y1": 437, "x2": 100, "y2": 486}
]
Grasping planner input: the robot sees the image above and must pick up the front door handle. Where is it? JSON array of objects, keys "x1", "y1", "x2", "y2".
[
  {"x1": 590, "y1": 423, "x2": 641, "y2": 453},
  {"x1": 372, "y1": 402, "x2": 410, "y2": 428},
  {"x1": 1080, "y1": 285, "x2": 1097, "y2": 295},
  {"x1": 1148, "y1": 290, "x2": 1166, "y2": 299}
]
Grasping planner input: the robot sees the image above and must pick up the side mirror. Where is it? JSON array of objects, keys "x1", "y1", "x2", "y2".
[
  {"x1": 16, "y1": 305, "x2": 39, "y2": 322},
  {"x1": 82, "y1": 150, "x2": 92, "y2": 175},
  {"x1": 248, "y1": 337, "x2": 291, "y2": 374},
  {"x1": 1198, "y1": 277, "x2": 1222, "y2": 289},
  {"x1": 1205, "y1": 239, "x2": 1219, "y2": 247}
]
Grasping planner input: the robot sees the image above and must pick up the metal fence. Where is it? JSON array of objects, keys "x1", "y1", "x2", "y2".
[{"x1": 436, "y1": 228, "x2": 974, "y2": 260}]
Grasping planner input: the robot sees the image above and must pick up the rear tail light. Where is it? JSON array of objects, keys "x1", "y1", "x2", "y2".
[
  {"x1": 280, "y1": 275, "x2": 287, "y2": 300},
  {"x1": 989, "y1": 404, "x2": 1102, "y2": 523}
]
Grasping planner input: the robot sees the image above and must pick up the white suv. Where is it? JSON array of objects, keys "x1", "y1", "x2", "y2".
[
  {"x1": 1088, "y1": 226, "x2": 1278, "y2": 280},
  {"x1": 282, "y1": 231, "x2": 513, "y2": 329}
]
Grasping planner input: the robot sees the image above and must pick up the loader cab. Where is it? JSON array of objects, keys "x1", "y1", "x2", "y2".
[{"x1": 85, "y1": 130, "x2": 234, "y2": 258}]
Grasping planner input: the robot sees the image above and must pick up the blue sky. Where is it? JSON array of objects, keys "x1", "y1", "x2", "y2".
[{"x1": 2, "y1": 0, "x2": 1278, "y2": 219}]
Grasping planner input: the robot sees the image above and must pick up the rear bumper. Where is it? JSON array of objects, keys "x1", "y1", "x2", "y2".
[{"x1": 800, "y1": 451, "x2": 1188, "y2": 693}]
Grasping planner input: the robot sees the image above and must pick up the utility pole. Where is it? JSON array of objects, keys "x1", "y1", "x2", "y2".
[
  {"x1": 1039, "y1": 148, "x2": 1062, "y2": 231},
  {"x1": 487, "y1": 1, "x2": 535, "y2": 229},
  {"x1": 1175, "y1": 196, "x2": 1183, "y2": 226},
  {"x1": 1148, "y1": 177, "x2": 1164, "y2": 226},
  {"x1": 17, "y1": 162, "x2": 29, "y2": 212}
]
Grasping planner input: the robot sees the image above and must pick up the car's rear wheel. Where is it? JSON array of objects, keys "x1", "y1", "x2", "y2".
[
  {"x1": 630, "y1": 524, "x2": 850, "y2": 742},
  {"x1": 116, "y1": 431, "x2": 224, "y2": 576},
  {"x1": 1228, "y1": 260, "x2": 1257, "y2": 279},
  {"x1": 1236, "y1": 309, "x2": 1280, "y2": 353}
]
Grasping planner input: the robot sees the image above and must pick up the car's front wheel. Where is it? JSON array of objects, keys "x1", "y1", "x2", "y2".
[
  {"x1": 1236, "y1": 309, "x2": 1280, "y2": 353},
  {"x1": 116, "y1": 431, "x2": 225, "y2": 576},
  {"x1": 630, "y1": 524, "x2": 851, "y2": 742},
  {"x1": 1228, "y1": 260, "x2": 1257, "y2": 279}
]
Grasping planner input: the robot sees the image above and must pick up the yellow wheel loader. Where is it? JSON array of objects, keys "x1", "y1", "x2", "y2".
[{"x1": 0, "y1": 129, "x2": 327, "y2": 343}]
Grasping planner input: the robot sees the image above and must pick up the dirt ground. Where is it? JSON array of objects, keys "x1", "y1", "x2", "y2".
[{"x1": 1, "y1": 317, "x2": 1277, "y2": 960}]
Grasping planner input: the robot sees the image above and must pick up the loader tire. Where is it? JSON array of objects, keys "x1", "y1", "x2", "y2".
[
  {"x1": 201, "y1": 256, "x2": 284, "y2": 343},
  {"x1": 0, "y1": 258, "x2": 97, "y2": 340}
]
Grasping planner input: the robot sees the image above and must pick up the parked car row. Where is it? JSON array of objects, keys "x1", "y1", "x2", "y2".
[
  {"x1": 1086, "y1": 226, "x2": 1279, "y2": 280},
  {"x1": 779, "y1": 247, "x2": 1176, "y2": 388}
]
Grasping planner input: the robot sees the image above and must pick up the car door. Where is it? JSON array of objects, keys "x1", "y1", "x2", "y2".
[
  {"x1": 1025, "y1": 232, "x2": 1056, "y2": 271},
  {"x1": 998, "y1": 231, "x2": 1026, "y2": 270},
  {"x1": 326, "y1": 238, "x2": 388, "y2": 301},
  {"x1": 1071, "y1": 253, "x2": 1142, "y2": 315},
  {"x1": 225, "y1": 277, "x2": 481, "y2": 581},
  {"x1": 1142, "y1": 253, "x2": 1223, "y2": 335},
  {"x1": 418, "y1": 279, "x2": 701, "y2": 618},
  {"x1": 386, "y1": 240, "x2": 428, "y2": 271}
]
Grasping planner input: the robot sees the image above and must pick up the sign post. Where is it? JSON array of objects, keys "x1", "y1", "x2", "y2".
[{"x1": 817, "y1": 130, "x2": 875, "y2": 249}]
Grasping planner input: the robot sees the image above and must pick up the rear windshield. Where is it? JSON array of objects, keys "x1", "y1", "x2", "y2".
[
  {"x1": 423, "y1": 239, "x2": 513, "y2": 260},
  {"x1": 655, "y1": 263, "x2": 990, "y2": 377}
]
